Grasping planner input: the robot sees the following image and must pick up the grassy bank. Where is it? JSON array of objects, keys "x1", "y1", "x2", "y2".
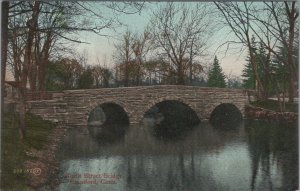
[
  {"x1": 1, "y1": 113, "x2": 55, "y2": 190},
  {"x1": 250, "y1": 99, "x2": 298, "y2": 113}
]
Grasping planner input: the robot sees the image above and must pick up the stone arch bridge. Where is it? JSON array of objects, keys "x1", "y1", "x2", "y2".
[{"x1": 27, "y1": 85, "x2": 249, "y2": 127}]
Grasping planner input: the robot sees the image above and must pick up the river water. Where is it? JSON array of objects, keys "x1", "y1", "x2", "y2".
[{"x1": 56, "y1": 119, "x2": 298, "y2": 191}]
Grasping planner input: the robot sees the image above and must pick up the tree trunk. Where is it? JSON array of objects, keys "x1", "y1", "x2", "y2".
[
  {"x1": 24, "y1": 1, "x2": 40, "y2": 90},
  {"x1": 18, "y1": 1, "x2": 40, "y2": 139},
  {"x1": 28, "y1": 59, "x2": 37, "y2": 91},
  {"x1": 18, "y1": 90, "x2": 26, "y2": 139},
  {"x1": 1, "y1": 1, "x2": 9, "y2": 117},
  {"x1": 124, "y1": 62, "x2": 129, "y2": 87},
  {"x1": 247, "y1": 38, "x2": 266, "y2": 100},
  {"x1": 288, "y1": 74, "x2": 295, "y2": 103},
  {"x1": 136, "y1": 57, "x2": 142, "y2": 86},
  {"x1": 189, "y1": 62, "x2": 192, "y2": 85},
  {"x1": 284, "y1": 2, "x2": 297, "y2": 103},
  {"x1": 1, "y1": 1, "x2": 8, "y2": 82},
  {"x1": 38, "y1": 32, "x2": 52, "y2": 91},
  {"x1": 189, "y1": 39, "x2": 194, "y2": 85},
  {"x1": 177, "y1": 62, "x2": 185, "y2": 85}
]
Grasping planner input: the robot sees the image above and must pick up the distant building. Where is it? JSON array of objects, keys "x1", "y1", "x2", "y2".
[
  {"x1": 4, "y1": 81, "x2": 20, "y2": 113},
  {"x1": 4, "y1": 81, "x2": 19, "y2": 102}
]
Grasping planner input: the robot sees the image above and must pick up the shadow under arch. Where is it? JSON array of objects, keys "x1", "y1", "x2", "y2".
[
  {"x1": 209, "y1": 103, "x2": 242, "y2": 129},
  {"x1": 87, "y1": 102, "x2": 129, "y2": 144},
  {"x1": 143, "y1": 99, "x2": 201, "y2": 140},
  {"x1": 86, "y1": 101, "x2": 130, "y2": 124},
  {"x1": 141, "y1": 96, "x2": 202, "y2": 123}
]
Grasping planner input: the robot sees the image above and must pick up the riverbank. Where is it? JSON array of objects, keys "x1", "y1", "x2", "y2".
[
  {"x1": 24, "y1": 126, "x2": 67, "y2": 190},
  {"x1": 250, "y1": 99, "x2": 298, "y2": 113},
  {"x1": 1, "y1": 113, "x2": 66, "y2": 190},
  {"x1": 245, "y1": 104, "x2": 298, "y2": 123}
]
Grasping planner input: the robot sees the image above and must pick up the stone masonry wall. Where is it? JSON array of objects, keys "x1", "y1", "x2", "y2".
[{"x1": 27, "y1": 85, "x2": 249, "y2": 127}]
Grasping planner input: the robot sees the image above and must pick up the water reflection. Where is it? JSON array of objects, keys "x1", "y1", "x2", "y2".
[
  {"x1": 151, "y1": 121, "x2": 194, "y2": 141},
  {"x1": 245, "y1": 120, "x2": 298, "y2": 191},
  {"x1": 56, "y1": 119, "x2": 298, "y2": 191},
  {"x1": 87, "y1": 103, "x2": 129, "y2": 145},
  {"x1": 88, "y1": 124, "x2": 128, "y2": 145},
  {"x1": 145, "y1": 100, "x2": 200, "y2": 140}
]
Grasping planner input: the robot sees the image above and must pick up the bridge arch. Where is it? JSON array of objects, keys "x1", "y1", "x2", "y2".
[
  {"x1": 86, "y1": 101, "x2": 131, "y2": 125},
  {"x1": 27, "y1": 86, "x2": 248, "y2": 127},
  {"x1": 209, "y1": 103, "x2": 243, "y2": 128},
  {"x1": 137, "y1": 96, "x2": 201, "y2": 124}
]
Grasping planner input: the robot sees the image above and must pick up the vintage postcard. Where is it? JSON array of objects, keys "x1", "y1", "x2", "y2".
[{"x1": 1, "y1": 1, "x2": 299, "y2": 191}]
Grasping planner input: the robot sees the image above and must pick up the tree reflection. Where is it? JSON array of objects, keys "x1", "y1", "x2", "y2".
[
  {"x1": 245, "y1": 120, "x2": 298, "y2": 191},
  {"x1": 57, "y1": 119, "x2": 297, "y2": 190},
  {"x1": 123, "y1": 150, "x2": 226, "y2": 191}
]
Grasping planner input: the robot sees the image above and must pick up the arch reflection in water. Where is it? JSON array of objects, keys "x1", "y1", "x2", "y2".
[
  {"x1": 210, "y1": 103, "x2": 242, "y2": 129},
  {"x1": 143, "y1": 100, "x2": 200, "y2": 140},
  {"x1": 88, "y1": 103, "x2": 129, "y2": 144},
  {"x1": 56, "y1": 120, "x2": 298, "y2": 190}
]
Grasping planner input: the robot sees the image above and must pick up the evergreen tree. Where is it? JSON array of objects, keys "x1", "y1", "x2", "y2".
[
  {"x1": 272, "y1": 44, "x2": 298, "y2": 95},
  {"x1": 242, "y1": 61, "x2": 256, "y2": 89},
  {"x1": 242, "y1": 36, "x2": 257, "y2": 89},
  {"x1": 242, "y1": 38, "x2": 270, "y2": 94},
  {"x1": 256, "y1": 42, "x2": 275, "y2": 97},
  {"x1": 207, "y1": 56, "x2": 226, "y2": 88}
]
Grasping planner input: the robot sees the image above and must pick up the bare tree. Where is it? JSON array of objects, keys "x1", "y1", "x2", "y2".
[
  {"x1": 92, "y1": 57, "x2": 113, "y2": 88},
  {"x1": 214, "y1": 2, "x2": 298, "y2": 103},
  {"x1": 2, "y1": 1, "x2": 9, "y2": 84},
  {"x1": 6, "y1": 1, "x2": 145, "y2": 139},
  {"x1": 2, "y1": 1, "x2": 9, "y2": 120},
  {"x1": 20, "y1": 1, "x2": 40, "y2": 139},
  {"x1": 214, "y1": 2, "x2": 267, "y2": 99},
  {"x1": 143, "y1": 58, "x2": 169, "y2": 85},
  {"x1": 148, "y1": 2, "x2": 214, "y2": 85},
  {"x1": 7, "y1": 1, "x2": 146, "y2": 91},
  {"x1": 113, "y1": 30, "x2": 134, "y2": 86},
  {"x1": 253, "y1": 2, "x2": 298, "y2": 103},
  {"x1": 131, "y1": 30, "x2": 152, "y2": 85}
]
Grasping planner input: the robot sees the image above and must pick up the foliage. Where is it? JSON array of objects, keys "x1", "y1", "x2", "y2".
[
  {"x1": 45, "y1": 58, "x2": 83, "y2": 91},
  {"x1": 92, "y1": 66, "x2": 113, "y2": 88},
  {"x1": 272, "y1": 44, "x2": 298, "y2": 94},
  {"x1": 242, "y1": 61, "x2": 256, "y2": 89},
  {"x1": 207, "y1": 56, "x2": 226, "y2": 88},
  {"x1": 45, "y1": 61, "x2": 66, "y2": 91},
  {"x1": 242, "y1": 39, "x2": 267, "y2": 90},
  {"x1": 113, "y1": 30, "x2": 152, "y2": 86},
  {"x1": 256, "y1": 41, "x2": 274, "y2": 96},
  {"x1": 77, "y1": 67, "x2": 94, "y2": 89},
  {"x1": 46, "y1": 59, "x2": 116, "y2": 90}
]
